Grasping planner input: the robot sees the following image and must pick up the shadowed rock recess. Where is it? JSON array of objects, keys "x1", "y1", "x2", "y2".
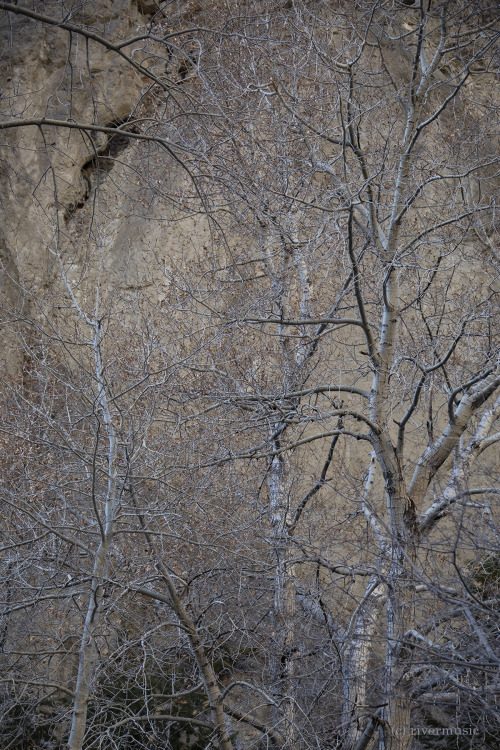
[{"x1": 0, "y1": 2, "x2": 499, "y2": 749}]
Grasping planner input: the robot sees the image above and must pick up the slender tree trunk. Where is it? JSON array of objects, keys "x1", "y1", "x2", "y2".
[
  {"x1": 373, "y1": 458, "x2": 415, "y2": 750},
  {"x1": 129, "y1": 482, "x2": 234, "y2": 750},
  {"x1": 164, "y1": 577, "x2": 235, "y2": 750},
  {"x1": 369, "y1": 263, "x2": 416, "y2": 749},
  {"x1": 68, "y1": 544, "x2": 109, "y2": 750},
  {"x1": 68, "y1": 327, "x2": 118, "y2": 750},
  {"x1": 269, "y1": 453, "x2": 297, "y2": 749},
  {"x1": 380, "y1": 540, "x2": 414, "y2": 750},
  {"x1": 376, "y1": 456, "x2": 415, "y2": 750},
  {"x1": 343, "y1": 576, "x2": 384, "y2": 750}
]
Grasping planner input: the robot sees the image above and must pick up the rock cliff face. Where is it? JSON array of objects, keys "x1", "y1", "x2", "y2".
[
  {"x1": 1, "y1": 1, "x2": 497, "y2": 376},
  {"x1": 1, "y1": 0, "x2": 209, "y2": 375},
  {"x1": 0, "y1": 3, "x2": 499, "y2": 750}
]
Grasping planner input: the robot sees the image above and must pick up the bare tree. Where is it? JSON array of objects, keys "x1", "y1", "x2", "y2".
[
  {"x1": 178, "y1": 2, "x2": 500, "y2": 747},
  {"x1": 0, "y1": 2, "x2": 499, "y2": 750},
  {"x1": 0, "y1": 2, "x2": 239, "y2": 748}
]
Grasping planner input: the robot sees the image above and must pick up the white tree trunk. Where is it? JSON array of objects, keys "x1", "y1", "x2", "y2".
[
  {"x1": 68, "y1": 544, "x2": 109, "y2": 750},
  {"x1": 68, "y1": 326, "x2": 118, "y2": 750},
  {"x1": 343, "y1": 577, "x2": 384, "y2": 750},
  {"x1": 269, "y1": 453, "x2": 297, "y2": 749}
]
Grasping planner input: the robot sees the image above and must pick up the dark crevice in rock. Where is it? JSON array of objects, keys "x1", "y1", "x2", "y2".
[
  {"x1": 165, "y1": 47, "x2": 199, "y2": 84},
  {"x1": 83, "y1": 118, "x2": 139, "y2": 176},
  {"x1": 64, "y1": 118, "x2": 138, "y2": 222},
  {"x1": 134, "y1": 0, "x2": 168, "y2": 19}
]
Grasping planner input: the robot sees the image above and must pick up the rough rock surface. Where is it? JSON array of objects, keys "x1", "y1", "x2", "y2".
[{"x1": 1, "y1": 0, "x2": 206, "y2": 376}]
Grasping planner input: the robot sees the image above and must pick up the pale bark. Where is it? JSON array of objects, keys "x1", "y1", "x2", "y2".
[
  {"x1": 409, "y1": 372, "x2": 500, "y2": 506},
  {"x1": 129, "y1": 484, "x2": 234, "y2": 750},
  {"x1": 343, "y1": 576, "x2": 384, "y2": 750},
  {"x1": 380, "y1": 550, "x2": 414, "y2": 750},
  {"x1": 68, "y1": 325, "x2": 119, "y2": 750},
  {"x1": 268, "y1": 452, "x2": 297, "y2": 749}
]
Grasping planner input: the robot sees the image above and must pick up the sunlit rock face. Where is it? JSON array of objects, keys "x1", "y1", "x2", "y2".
[
  {"x1": 1, "y1": 1, "x2": 498, "y2": 377},
  {"x1": 0, "y1": 0, "x2": 215, "y2": 379},
  {"x1": 0, "y1": 1, "x2": 153, "y2": 375}
]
